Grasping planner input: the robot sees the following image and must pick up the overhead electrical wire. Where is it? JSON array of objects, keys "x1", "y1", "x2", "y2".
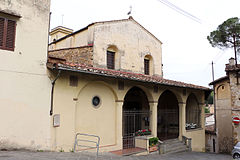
[{"x1": 156, "y1": 0, "x2": 201, "y2": 23}]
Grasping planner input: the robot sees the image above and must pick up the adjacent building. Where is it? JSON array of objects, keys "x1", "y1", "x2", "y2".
[
  {"x1": 0, "y1": 0, "x2": 51, "y2": 150},
  {"x1": 210, "y1": 58, "x2": 240, "y2": 153}
]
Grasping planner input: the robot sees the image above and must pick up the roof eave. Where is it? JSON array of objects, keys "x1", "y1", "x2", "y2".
[{"x1": 47, "y1": 64, "x2": 211, "y2": 91}]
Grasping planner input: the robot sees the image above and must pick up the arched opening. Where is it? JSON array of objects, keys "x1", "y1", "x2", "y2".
[
  {"x1": 122, "y1": 87, "x2": 150, "y2": 149},
  {"x1": 186, "y1": 93, "x2": 201, "y2": 130},
  {"x1": 157, "y1": 90, "x2": 179, "y2": 140}
]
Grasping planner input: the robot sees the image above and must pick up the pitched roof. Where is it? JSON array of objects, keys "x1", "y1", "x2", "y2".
[
  {"x1": 47, "y1": 61, "x2": 210, "y2": 91},
  {"x1": 49, "y1": 16, "x2": 162, "y2": 45},
  {"x1": 209, "y1": 76, "x2": 229, "y2": 85}
]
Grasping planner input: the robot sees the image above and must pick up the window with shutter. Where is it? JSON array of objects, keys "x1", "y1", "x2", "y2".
[
  {"x1": 144, "y1": 59, "x2": 150, "y2": 75},
  {"x1": 0, "y1": 17, "x2": 16, "y2": 51},
  {"x1": 0, "y1": 17, "x2": 4, "y2": 47},
  {"x1": 107, "y1": 51, "x2": 115, "y2": 69}
]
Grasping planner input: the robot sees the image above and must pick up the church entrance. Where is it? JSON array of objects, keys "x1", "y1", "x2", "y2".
[{"x1": 122, "y1": 87, "x2": 150, "y2": 149}]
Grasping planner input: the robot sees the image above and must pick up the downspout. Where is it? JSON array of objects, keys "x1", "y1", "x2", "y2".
[{"x1": 50, "y1": 70, "x2": 61, "y2": 116}]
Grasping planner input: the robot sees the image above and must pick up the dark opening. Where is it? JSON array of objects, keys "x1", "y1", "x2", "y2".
[
  {"x1": 213, "y1": 139, "x2": 215, "y2": 152},
  {"x1": 144, "y1": 59, "x2": 150, "y2": 75},
  {"x1": 186, "y1": 94, "x2": 201, "y2": 130},
  {"x1": 107, "y1": 51, "x2": 115, "y2": 69},
  {"x1": 157, "y1": 90, "x2": 179, "y2": 140},
  {"x1": 122, "y1": 87, "x2": 150, "y2": 149}
]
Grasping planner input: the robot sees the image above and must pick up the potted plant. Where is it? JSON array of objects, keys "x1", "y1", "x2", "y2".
[
  {"x1": 135, "y1": 129, "x2": 151, "y2": 136},
  {"x1": 149, "y1": 137, "x2": 159, "y2": 152}
]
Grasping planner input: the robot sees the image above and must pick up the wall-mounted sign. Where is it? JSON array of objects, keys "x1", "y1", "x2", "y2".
[
  {"x1": 233, "y1": 116, "x2": 240, "y2": 125},
  {"x1": 53, "y1": 114, "x2": 60, "y2": 127}
]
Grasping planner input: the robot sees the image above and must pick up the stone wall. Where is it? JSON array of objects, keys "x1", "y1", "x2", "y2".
[
  {"x1": 229, "y1": 72, "x2": 240, "y2": 146},
  {"x1": 48, "y1": 46, "x2": 93, "y2": 66}
]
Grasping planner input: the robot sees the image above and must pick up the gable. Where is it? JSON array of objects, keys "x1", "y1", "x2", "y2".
[{"x1": 93, "y1": 17, "x2": 162, "y2": 45}]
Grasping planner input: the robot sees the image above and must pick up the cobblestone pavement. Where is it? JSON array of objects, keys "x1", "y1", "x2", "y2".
[{"x1": 0, "y1": 151, "x2": 233, "y2": 160}]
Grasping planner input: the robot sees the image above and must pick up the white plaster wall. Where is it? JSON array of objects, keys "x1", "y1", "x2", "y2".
[{"x1": 0, "y1": 0, "x2": 51, "y2": 150}]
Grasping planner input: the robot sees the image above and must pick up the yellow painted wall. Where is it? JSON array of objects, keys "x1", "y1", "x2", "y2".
[
  {"x1": 73, "y1": 30, "x2": 89, "y2": 47},
  {"x1": 51, "y1": 71, "x2": 205, "y2": 152},
  {"x1": 0, "y1": 0, "x2": 51, "y2": 150},
  {"x1": 50, "y1": 29, "x2": 90, "y2": 50},
  {"x1": 75, "y1": 82, "x2": 116, "y2": 148}
]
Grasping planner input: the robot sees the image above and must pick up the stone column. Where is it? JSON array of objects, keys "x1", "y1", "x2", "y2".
[
  {"x1": 179, "y1": 102, "x2": 186, "y2": 140},
  {"x1": 150, "y1": 101, "x2": 158, "y2": 137},
  {"x1": 199, "y1": 103, "x2": 205, "y2": 130},
  {"x1": 116, "y1": 100, "x2": 123, "y2": 150}
]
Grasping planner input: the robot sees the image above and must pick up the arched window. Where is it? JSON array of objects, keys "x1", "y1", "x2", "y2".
[
  {"x1": 106, "y1": 46, "x2": 117, "y2": 69},
  {"x1": 186, "y1": 94, "x2": 201, "y2": 130},
  {"x1": 144, "y1": 55, "x2": 153, "y2": 75}
]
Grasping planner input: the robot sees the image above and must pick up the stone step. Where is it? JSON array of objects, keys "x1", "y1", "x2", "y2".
[
  {"x1": 160, "y1": 139, "x2": 189, "y2": 155},
  {"x1": 165, "y1": 144, "x2": 187, "y2": 153},
  {"x1": 163, "y1": 138, "x2": 179, "y2": 144},
  {"x1": 165, "y1": 147, "x2": 188, "y2": 155},
  {"x1": 165, "y1": 141, "x2": 185, "y2": 149}
]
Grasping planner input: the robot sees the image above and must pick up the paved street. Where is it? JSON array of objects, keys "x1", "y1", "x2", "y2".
[{"x1": 0, "y1": 151, "x2": 233, "y2": 160}]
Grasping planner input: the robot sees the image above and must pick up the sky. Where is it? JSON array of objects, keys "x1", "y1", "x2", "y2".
[{"x1": 50, "y1": 0, "x2": 240, "y2": 87}]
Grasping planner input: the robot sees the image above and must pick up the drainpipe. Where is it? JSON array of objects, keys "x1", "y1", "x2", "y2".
[{"x1": 50, "y1": 70, "x2": 61, "y2": 115}]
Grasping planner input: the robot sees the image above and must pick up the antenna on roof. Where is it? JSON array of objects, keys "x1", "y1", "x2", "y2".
[
  {"x1": 127, "y1": 5, "x2": 132, "y2": 16},
  {"x1": 61, "y1": 14, "x2": 64, "y2": 26}
]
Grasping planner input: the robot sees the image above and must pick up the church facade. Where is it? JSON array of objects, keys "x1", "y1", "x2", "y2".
[{"x1": 48, "y1": 17, "x2": 210, "y2": 152}]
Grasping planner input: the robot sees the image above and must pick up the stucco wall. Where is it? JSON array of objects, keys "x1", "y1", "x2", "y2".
[
  {"x1": 73, "y1": 30, "x2": 89, "y2": 47},
  {"x1": 205, "y1": 133, "x2": 218, "y2": 152},
  {"x1": 93, "y1": 20, "x2": 162, "y2": 76},
  {"x1": 51, "y1": 29, "x2": 90, "y2": 50},
  {"x1": 0, "y1": 0, "x2": 51, "y2": 150},
  {"x1": 51, "y1": 73, "x2": 120, "y2": 152},
  {"x1": 214, "y1": 79, "x2": 232, "y2": 153},
  {"x1": 51, "y1": 71, "x2": 206, "y2": 152},
  {"x1": 49, "y1": 19, "x2": 163, "y2": 76}
]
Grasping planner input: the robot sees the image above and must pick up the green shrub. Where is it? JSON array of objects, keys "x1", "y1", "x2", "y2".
[
  {"x1": 149, "y1": 137, "x2": 159, "y2": 146},
  {"x1": 205, "y1": 107, "x2": 210, "y2": 113}
]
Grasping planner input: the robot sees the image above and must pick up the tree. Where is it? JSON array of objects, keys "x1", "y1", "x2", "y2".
[
  {"x1": 207, "y1": 91, "x2": 213, "y2": 105},
  {"x1": 207, "y1": 17, "x2": 240, "y2": 65}
]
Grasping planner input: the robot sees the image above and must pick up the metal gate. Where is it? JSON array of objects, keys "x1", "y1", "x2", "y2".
[
  {"x1": 157, "y1": 108, "x2": 179, "y2": 140},
  {"x1": 123, "y1": 110, "x2": 150, "y2": 149}
]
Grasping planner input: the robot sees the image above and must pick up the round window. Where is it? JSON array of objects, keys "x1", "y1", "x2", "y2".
[{"x1": 92, "y1": 96, "x2": 101, "y2": 107}]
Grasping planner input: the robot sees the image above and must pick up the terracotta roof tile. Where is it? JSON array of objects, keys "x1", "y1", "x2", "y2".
[{"x1": 47, "y1": 62, "x2": 210, "y2": 91}]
